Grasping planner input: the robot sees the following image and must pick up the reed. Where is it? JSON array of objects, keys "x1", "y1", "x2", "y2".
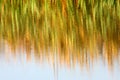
[{"x1": 0, "y1": 0, "x2": 120, "y2": 57}]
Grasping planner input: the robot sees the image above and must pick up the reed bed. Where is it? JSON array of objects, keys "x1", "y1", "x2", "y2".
[{"x1": 0, "y1": 0, "x2": 120, "y2": 69}]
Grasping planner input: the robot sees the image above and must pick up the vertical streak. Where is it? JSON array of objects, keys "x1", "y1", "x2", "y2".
[{"x1": 53, "y1": 49, "x2": 58, "y2": 80}]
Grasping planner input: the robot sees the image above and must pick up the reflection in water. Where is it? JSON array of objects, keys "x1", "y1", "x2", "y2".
[
  {"x1": 0, "y1": 0, "x2": 120, "y2": 80},
  {"x1": 0, "y1": 36, "x2": 120, "y2": 80},
  {"x1": 1, "y1": 34, "x2": 120, "y2": 72}
]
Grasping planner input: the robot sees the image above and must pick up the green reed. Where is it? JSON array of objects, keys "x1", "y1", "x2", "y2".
[
  {"x1": 0, "y1": 0, "x2": 120, "y2": 53},
  {"x1": 0, "y1": 0, "x2": 120, "y2": 71}
]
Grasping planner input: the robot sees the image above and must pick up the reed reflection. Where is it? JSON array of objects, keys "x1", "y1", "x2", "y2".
[
  {"x1": 1, "y1": 30, "x2": 120, "y2": 72},
  {"x1": 0, "y1": 0, "x2": 120, "y2": 72}
]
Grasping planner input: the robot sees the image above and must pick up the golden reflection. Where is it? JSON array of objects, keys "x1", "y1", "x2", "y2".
[
  {"x1": 0, "y1": 0, "x2": 120, "y2": 72},
  {"x1": 1, "y1": 31, "x2": 119, "y2": 72}
]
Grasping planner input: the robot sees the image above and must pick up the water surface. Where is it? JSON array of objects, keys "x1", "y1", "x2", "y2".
[
  {"x1": 0, "y1": 40, "x2": 120, "y2": 80},
  {"x1": 0, "y1": 0, "x2": 120, "y2": 80}
]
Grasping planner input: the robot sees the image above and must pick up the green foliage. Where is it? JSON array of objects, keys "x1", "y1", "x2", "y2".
[{"x1": 0, "y1": 0, "x2": 120, "y2": 52}]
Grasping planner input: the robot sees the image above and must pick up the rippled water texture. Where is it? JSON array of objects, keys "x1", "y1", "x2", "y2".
[{"x1": 0, "y1": 0, "x2": 120, "y2": 80}]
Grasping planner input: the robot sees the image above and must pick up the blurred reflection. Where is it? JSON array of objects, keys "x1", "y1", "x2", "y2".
[
  {"x1": 0, "y1": 0, "x2": 120, "y2": 76},
  {"x1": 0, "y1": 30, "x2": 120, "y2": 72}
]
